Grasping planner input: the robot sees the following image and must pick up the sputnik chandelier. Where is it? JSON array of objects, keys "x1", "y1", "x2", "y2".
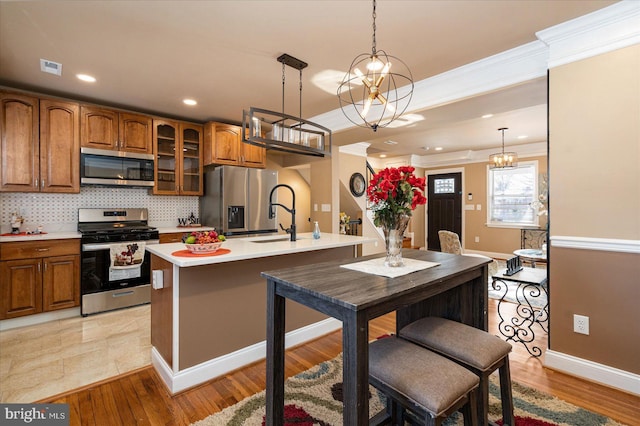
[
  {"x1": 489, "y1": 127, "x2": 518, "y2": 169},
  {"x1": 337, "y1": 0, "x2": 414, "y2": 132}
]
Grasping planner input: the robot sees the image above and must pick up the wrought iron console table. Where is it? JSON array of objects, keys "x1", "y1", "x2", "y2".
[{"x1": 492, "y1": 267, "x2": 548, "y2": 357}]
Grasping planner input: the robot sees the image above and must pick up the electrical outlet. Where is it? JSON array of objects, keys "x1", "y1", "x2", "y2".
[
  {"x1": 474, "y1": 236, "x2": 480, "y2": 243},
  {"x1": 573, "y1": 314, "x2": 589, "y2": 335}
]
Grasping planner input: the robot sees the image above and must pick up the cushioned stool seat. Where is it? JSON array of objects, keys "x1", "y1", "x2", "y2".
[
  {"x1": 399, "y1": 317, "x2": 515, "y2": 426},
  {"x1": 369, "y1": 336, "x2": 479, "y2": 426}
]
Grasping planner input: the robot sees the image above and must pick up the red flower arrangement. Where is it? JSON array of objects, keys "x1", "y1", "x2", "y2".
[{"x1": 366, "y1": 166, "x2": 427, "y2": 228}]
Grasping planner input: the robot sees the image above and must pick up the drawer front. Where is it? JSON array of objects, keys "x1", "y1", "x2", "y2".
[
  {"x1": 159, "y1": 232, "x2": 185, "y2": 244},
  {"x1": 0, "y1": 239, "x2": 80, "y2": 261}
]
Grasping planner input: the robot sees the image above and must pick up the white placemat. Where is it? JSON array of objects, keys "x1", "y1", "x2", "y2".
[{"x1": 340, "y1": 257, "x2": 440, "y2": 278}]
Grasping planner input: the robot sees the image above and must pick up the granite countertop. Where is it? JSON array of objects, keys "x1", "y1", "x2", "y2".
[
  {"x1": 146, "y1": 233, "x2": 377, "y2": 267},
  {"x1": 0, "y1": 226, "x2": 217, "y2": 243},
  {"x1": 0, "y1": 232, "x2": 81, "y2": 243}
]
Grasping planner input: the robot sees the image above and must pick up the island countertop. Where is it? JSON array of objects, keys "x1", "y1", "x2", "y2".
[{"x1": 146, "y1": 232, "x2": 377, "y2": 267}]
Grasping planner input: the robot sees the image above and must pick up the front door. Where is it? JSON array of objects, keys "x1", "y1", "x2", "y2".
[{"x1": 427, "y1": 173, "x2": 462, "y2": 251}]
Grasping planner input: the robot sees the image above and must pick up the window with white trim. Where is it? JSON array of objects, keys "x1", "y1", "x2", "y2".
[{"x1": 487, "y1": 161, "x2": 538, "y2": 228}]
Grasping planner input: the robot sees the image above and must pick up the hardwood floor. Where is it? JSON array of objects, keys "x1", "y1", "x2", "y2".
[{"x1": 42, "y1": 299, "x2": 640, "y2": 426}]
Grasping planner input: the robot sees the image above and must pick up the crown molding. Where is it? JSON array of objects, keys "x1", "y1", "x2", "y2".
[
  {"x1": 339, "y1": 142, "x2": 370, "y2": 157},
  {"x1": 411, "y1": 141, "x2": 547, "y2": 169},
  {"x1": 536, "y1": 0, "x2": 640, "y2": 69},
  {"x1": 314, "y1": 1, "x2": 639, "y2": 137},
  {"x1": 312, "y1": 40, "x2": 548, "y2": 134}
]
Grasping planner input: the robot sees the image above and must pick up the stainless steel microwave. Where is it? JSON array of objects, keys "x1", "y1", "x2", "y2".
[{"x1": 80, "y1": 147, "x2": 155, "y2": 187}]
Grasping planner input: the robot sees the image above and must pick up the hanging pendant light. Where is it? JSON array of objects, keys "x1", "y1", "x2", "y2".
[
  {"x1": 242, "y1": 53, "x2": 332, "y2": 157},
  {"x1": 337, "y1": 0, "x2": 413, "y2": 132},
  {"x1": 489, "y1": 127, "x2": 518, "y2": 169}
]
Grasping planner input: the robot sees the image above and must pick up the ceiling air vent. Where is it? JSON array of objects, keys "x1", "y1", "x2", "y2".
[{"x1": 40, "y1": 59, "x2": 62, "y2": 76}]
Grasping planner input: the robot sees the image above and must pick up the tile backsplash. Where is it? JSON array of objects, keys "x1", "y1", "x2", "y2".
[{"x1": 0, "y1": 187, "x2": 199, "y2": 233}]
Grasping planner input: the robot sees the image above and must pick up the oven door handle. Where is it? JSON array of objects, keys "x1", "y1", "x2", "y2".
[{"x1": 82, "y1": 239, "x2": 160, "y2": 251}]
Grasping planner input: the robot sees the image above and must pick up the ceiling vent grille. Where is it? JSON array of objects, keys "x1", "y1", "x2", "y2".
[{"x1": 40, "y1": 59, "x2": 62, "y2": 76}]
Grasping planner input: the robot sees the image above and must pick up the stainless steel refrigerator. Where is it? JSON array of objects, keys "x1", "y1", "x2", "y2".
[{"x1": 200, "y1": 166, "x2": 278, "y2": 236}]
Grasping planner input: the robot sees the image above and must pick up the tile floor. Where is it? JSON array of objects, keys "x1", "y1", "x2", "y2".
[{"x1": 0, "y1": 304, "x2": 150, "y2": 403}]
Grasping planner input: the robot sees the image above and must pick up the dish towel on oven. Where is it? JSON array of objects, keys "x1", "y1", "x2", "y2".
[{"x1": 109, "y1": 242, "x2": 146, "y2": 281}]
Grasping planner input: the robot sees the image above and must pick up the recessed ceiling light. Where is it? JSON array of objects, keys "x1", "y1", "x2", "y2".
[
  {"x1": 384, "y1": 140, "x2": 398, "y2": 145},
  {"x1": 517, "y1": 135, "x2": 528, "y2": 139},
  {"x1": 183, "y1": 99, "x2": 197, "y2": 106},
  {"x1": 435, "y1": 147, "x2": 443, "y2": 151},
  {"x1": 76, "y1": 74, "x2": 96, "y2": 83},
  {"x1": 482, "y1": 114, "x2": 493, "y2": 119},
  {"x1": 380, "y1": 154, "x2": 387, "y2": 158}
]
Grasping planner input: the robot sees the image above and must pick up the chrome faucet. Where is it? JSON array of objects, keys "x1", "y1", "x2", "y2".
[{"x1": 268, "y1": 184, "x2": 296, "y2": 242}]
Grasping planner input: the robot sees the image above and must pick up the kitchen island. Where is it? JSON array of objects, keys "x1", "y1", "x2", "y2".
[{"x1": 146, "y1": 233, "x2": 376, "y2": 393}]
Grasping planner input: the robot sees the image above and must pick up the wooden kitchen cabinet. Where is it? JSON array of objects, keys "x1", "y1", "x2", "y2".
[
  {"x1": 40, "y1": 98, "x2": 80, "y2": 192},
  {"x1": 159, "y1": 232, "x2": 187, "y2": 244},
  {"x1": 204, "y1": 122, "x2": 265, "y2": 168},
  {"x1": 0, "y1": 259, "x2": 42, "y2": 318},
  {"x1": 0, "y1": 92, "x2": 79, "y2": 193},
  {"x1": 81, "y1": 105, "x2": 153, "y2": 154},
  {"x1": 0, "y1": 239, "x2": 80, "y2": 319},
  {"x1": 153, "y1": 119, "x2": 203, "y2": 195}
]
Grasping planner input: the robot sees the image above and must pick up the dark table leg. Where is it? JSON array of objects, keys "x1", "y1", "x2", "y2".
[
  {"x1": 266, "y1": 279, "x2": 285, "y2": 426},
  {"x1": 343, "y1": 310, "x2": 369, "y2": 425}
]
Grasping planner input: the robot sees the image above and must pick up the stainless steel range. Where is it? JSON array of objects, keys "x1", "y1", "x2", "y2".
[{"x1": 78, "y1": 208, "x2": 159, "y2": 316}]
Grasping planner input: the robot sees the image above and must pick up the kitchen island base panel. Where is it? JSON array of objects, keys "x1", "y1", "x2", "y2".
[
  {"x1": 150, "y1": 255, "x2": 174, "y2": 367},
  {"x1": 150, "y1": 245, "x2": 356, "y2": 392},
  {"x1": 151, "y1": 317, "x2": 342, "y2": 395}
]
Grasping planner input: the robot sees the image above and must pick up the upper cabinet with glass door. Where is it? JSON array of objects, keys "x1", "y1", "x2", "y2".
[
  {"x1": 153, "y1": 120, "x2": 202, "y2": 196},
  {"x1": 180, "y1": 123, "x2": 203, "y2": 195},
  {"x1": 154, "y1": 120, "x2": 178, "y2": 194}
]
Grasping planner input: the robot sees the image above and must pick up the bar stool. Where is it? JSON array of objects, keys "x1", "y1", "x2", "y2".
[
  {"x1": 369, "y1": 336, "x2": 479, "y2": 426},
  {"x1": 399, "y1": 317, "x2": 515, "y2": 426}
]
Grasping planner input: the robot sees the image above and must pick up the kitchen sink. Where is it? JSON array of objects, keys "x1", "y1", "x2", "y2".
[
  {"x1": 250, "y1": 237, "x2": 294, "y2": 243},
  {"x1": 250, "y1": 236, "x2": 307, "y2": 243}
]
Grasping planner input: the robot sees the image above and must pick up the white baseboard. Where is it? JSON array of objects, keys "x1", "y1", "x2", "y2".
[
  {"x1": 152, "y1": 317, "x2": 343, "y2": 394},
  {"x1": 545, "y1": 349, "x2": 640, "y2": 396},
  {"x1": 0, "y1": 307, "x2": 80, "y2": 331}
]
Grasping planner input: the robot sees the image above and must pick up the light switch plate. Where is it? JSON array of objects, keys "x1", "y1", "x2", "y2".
[
  {"x1": 465, "y1": 205, "x2": 475, "y2": 211},
  {"x1": 321, "y1": 204, "x2": 331, "y2": 212}
]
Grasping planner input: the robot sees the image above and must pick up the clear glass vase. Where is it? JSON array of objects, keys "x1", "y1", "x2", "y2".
[{"x1": 382, "y1": 214, "x2": 410, "y2": 267}]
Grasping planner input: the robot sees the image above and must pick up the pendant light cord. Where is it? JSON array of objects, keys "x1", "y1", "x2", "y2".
[
  {"x1": 372, "y1": 0, "x2": 377, "y2": 56},
  {"x1": 281, "y1": 61, "x2": 286, "y2": 115},
  {"x1": 280, "y1": 55, "x2": 305, "y2": 131},
  {"x1": 499, "y1": 127, "x2": 508, "y2": 154}
]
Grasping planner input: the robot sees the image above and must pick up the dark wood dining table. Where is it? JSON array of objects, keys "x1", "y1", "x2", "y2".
[{"x1": 262, "y1": 249, "x2": 490, "y2": 426}]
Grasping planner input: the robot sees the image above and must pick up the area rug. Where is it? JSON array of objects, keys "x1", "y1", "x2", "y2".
[{"x1": 192, "y1": 354, "x2": 624, "y2": 426}]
